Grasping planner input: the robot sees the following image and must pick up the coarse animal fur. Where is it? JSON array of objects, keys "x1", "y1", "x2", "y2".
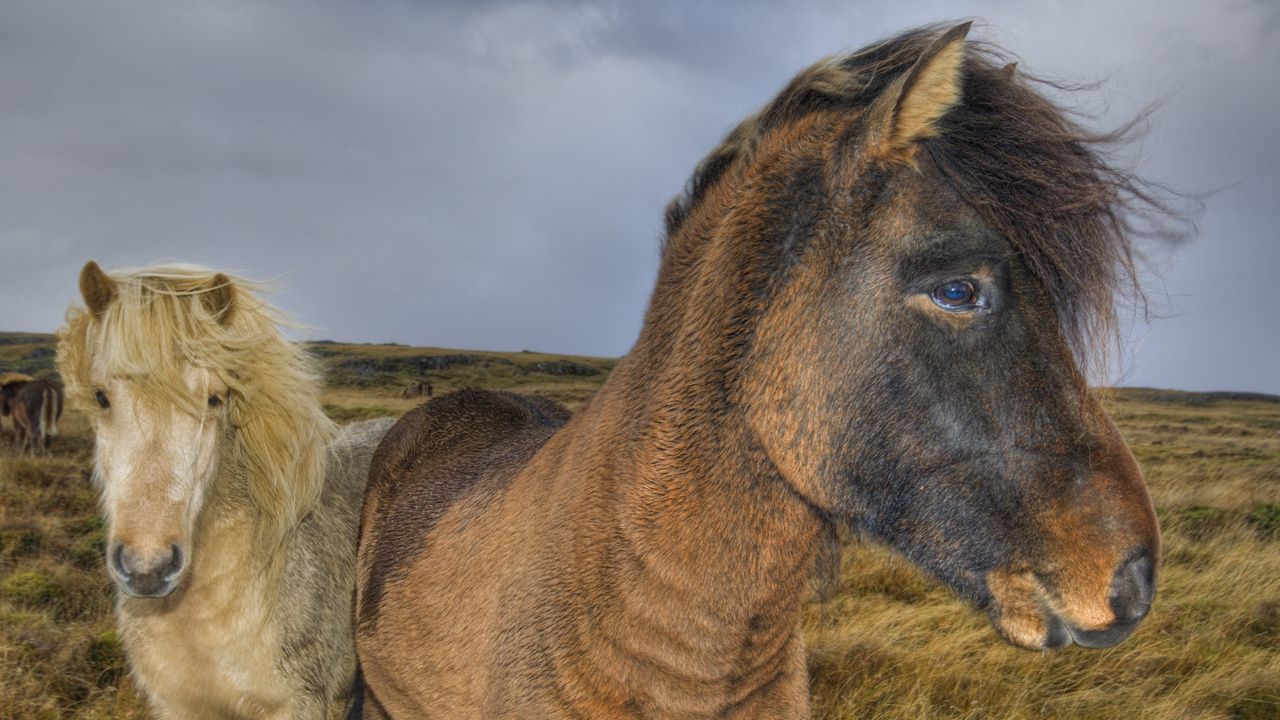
[
  {"x1": 356, "y1": 23, "x2": 1176, "y2": 718},
  {"x1": 10, "y1": 378, "x2": 63, "y2": 454},
  {"x1": 58, "y1": 261, "x2": 393, "y2": 719}
]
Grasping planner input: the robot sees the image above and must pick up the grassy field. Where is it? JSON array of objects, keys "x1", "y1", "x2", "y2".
[{"x1": 1, "y1": 332, "x2": 1277, "y2": 719}]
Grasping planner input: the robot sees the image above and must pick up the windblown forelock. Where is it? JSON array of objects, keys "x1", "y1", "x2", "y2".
[
  {"x1": 57, "y1": 266, "x2": 337, "y2": 548},
  {"x1": 664, "y1": 23, "x2": 1190, "y2": 372},
  {"x1": 926, "y1": 50, "x2": 1191, "y2": 372}
]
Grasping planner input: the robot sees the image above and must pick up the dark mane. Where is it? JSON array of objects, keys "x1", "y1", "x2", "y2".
[{"x1": 664, "y1": 23, "x2": 1191, "y2": 362}]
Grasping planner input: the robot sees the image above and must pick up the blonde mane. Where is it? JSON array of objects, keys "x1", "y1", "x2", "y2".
[{"x1": 57, "y1": 265, "x2": 337, "y2": 545}]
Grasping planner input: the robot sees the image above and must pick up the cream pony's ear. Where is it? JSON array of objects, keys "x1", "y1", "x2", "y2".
[
  {"x1": 202, "y1": 273, "x2": 236, "y2": 325},
  {"x1": 79, "y1": 261, "x2": 118, "y2": 319},
  {"x1": 868, "y1": 22, "x2": 971, "y2": 165}
]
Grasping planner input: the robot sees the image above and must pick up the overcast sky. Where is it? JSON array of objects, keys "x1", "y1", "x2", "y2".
[{"x1": 2, "y1": 0, "x2": 1277, "y2": 393}]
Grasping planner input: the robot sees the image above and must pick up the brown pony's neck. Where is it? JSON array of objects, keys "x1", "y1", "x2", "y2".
[{"x1": 550, "y1": 341, "x2": 826, "y2": 711}]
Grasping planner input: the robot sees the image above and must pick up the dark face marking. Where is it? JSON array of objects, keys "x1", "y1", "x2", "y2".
[{"x1": 742, "y1": 147, "x2": 1157, "y2": 648}]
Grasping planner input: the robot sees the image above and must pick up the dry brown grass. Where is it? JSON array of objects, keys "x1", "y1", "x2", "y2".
[
  {"x1": 1, "y1": 337, "x2": 1276, "y2": 719},
  {"x1": 0, "y1": 412, "x2": 150, "y2": 719}
]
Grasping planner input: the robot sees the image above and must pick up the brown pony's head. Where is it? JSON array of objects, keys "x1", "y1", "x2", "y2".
[
  {"x1": 57, "y1": 262, "x2": 335, "y2": 598},
  {"x1": 653, "y1": 24, "x2": 1170, "y2": 649}
]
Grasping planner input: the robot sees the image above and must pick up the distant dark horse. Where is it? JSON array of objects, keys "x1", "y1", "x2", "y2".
[
  {"x1": 0, "y1": 372, "x2": 33, "y2": 442},
  {"x1": 356, "y1": 24, "x2": 1165, "y2": 718},
  {"x1": 11, "y1": 378, "x2": 62, "y2": 454},
  {"x1": 401, "y1": 381, "x2": 433, "y2": 399}
]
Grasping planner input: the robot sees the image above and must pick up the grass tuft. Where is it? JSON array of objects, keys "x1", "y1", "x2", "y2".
[
  {"x1": 1248, "y1": 504, "x2": 1280, "y2": 539},
  {"x1": 2, "y1": 571, "x2": 63, "y2": 607}
]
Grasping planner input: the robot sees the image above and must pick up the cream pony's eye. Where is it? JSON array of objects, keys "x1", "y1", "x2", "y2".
[
  {"x1": 95, "y1": 389, "x2": 111, "y2": 409},
  {"x1": 208, "y1": 394, "x2": 223, "y2": 409}
]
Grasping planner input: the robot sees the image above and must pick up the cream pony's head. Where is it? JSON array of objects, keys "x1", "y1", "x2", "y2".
[{"x1": 57, "y1": 262, "x2": 335, "y2": 597}]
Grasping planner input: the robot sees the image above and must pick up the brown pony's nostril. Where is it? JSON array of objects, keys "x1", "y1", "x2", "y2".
[{"x1": 1110, "y1": 549, "x2": 1156, "y2": 625}]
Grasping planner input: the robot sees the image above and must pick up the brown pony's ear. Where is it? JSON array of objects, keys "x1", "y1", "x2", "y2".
[
  {"x1": 202, "y1": 273, "x2": 236, "y2": 325},
  {"x1": 79, "y1": 261, "x2": 118, "y2": 319},
  {"x1": 868, "y1": 22, "x2": 970, "y2": 165}
]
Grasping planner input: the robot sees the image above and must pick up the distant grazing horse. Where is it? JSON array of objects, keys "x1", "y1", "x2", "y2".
[
  {"x1": 0, "y1": 372, "x2": 33, "y2": 442},
  {"x1": 58, "y1": 262, "x2": 393, "y2": 719},
  {"x1": 401, "y1": 381, "x2": 433, "y2": 399},
  {"x1": 11, "y1": 378, "x2": 62, "y2": 454},
  {"x1": 356, "y1": 23, "x2": 1171, "y2": 718}
]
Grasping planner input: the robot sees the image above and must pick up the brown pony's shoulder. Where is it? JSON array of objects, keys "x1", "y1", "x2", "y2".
[{"x1": 358, "y1": 388, "x2": 570, "y2": 629}]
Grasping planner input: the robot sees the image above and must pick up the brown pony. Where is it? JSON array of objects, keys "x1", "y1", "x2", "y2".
[
  {"x1": 11, "y1": 378, "x2": 63, "y2": 454},
  {"x1": 356, "y1": 23, "x2": 1167, "y2": 718}
]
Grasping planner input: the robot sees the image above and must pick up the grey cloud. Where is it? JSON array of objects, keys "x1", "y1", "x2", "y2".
[{"x1": 1, "y1": 0, "x2": 1276, "y2": 393}]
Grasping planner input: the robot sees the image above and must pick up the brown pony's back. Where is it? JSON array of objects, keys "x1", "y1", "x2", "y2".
[{"x1": 359, "y1": 388, "x2": 571, "y2": 631}]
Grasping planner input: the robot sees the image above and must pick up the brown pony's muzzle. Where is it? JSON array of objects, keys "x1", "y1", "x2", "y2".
[
  {"x1": 988, "y1": 416, "x2": 1160, "y2": 651},
  {"x1": 1062, "y1": 548, "x2": 1155, "y2": 648},
  {"x1": 993, "y1": 545, "x2": 1155, "y2": 651}
]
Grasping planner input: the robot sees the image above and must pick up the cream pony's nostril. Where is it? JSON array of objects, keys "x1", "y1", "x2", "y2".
[
  {"x1": 112, "y1": 542, "x2": 184, "y2": 597},
  {"x1": 111, "y1": 542, "x2": 130, "y2": 579},
  {"x1": 164, "y1": 544, "x2": 184, "y2": 580}
]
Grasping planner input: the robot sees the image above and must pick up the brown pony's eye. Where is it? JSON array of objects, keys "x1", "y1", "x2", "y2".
[
  {"x1": 208, "y1": 394, "x2": 222, "y2": 409},
  {"x1": 95, "y1": 390, "x2": 110, "y2": 409},
  {"x1": 931, "y1": 280, "x2": 979, "y2": 310}
]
